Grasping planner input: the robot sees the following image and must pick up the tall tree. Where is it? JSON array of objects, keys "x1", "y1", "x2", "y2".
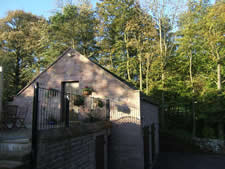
[
  {"x1": 0, "y1": 10, "x2": 48, "y2": 100},
  {"x1": 202, "y1": 1, "x2": 225, "y2": 90},
  {"x1": 49, "y1": 3, "x2": 98, "y2": 56},
  {"x1": 146, "y1": 0, "x2": 183, "y2": 128},
  {"x1": 97, "y1": 0, "x2": 137, "y2": 77},
  {"x1": 177, "y1": 0, "x2": 211, "y2": 136},
  {"x1": 177, "y1": 0, "x2": 210, "y2": 94},
  {"x1": 125, "y1": 5, "x2": 157, "y2": 91}
]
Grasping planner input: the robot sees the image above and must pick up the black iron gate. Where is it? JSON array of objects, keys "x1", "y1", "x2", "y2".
[
  {"x1": 143, "y1": 126, "x2": 150, "y2": 169},
  {"x1": 32, "y1": 83, "x2": 69, "y2": 169},
  {"x1": 95, "y1": 135, "x2": 105, "y2": 169},
  {"x1": 151, "y1": 124, "x2": 155, "y2": 162}
]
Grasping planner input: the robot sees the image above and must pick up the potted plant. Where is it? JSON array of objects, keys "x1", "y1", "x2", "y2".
[
  {"x1": 73, "y1": 95, "x2": 84, "y2": 106},
  {"x1": 94, "y1": 98, "x2": 104, "y2": 108},
  {"x1": 82, "y1": 86, "x2": 93, "y2": 96},
  {"x1": 47, "y1": 115, "x2": 57, "y2": 125}
]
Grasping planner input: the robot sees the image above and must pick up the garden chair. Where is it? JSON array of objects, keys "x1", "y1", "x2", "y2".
[
  {"x1": 5, "y1": 105, "x2": 18, "y2": 128},
  {"x1": 16, "y1": 106, "x2": 28, "y2": 128},
  {"x1": 0, "y1": 114, "x2": 8, "y2": 130}
]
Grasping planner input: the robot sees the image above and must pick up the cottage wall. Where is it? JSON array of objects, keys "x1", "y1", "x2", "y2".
[
  {"x1": 141, "y1": 100, "x2": 159, "y2": 166},
  {"x1": 11, "y1": 50, "x2": 144, "y2": 169},
  {"x1": 11, "y1": 50, "x2": 140, "y2": 125},
  {"x1": 141, "y1": 100, "x2": 158, "y2": 127}
]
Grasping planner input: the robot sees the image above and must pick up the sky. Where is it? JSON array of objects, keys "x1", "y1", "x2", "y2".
[
  {"x1": 0, "y1": 0, "x2": 216, "y2": 19},
  {"x1": 0, "y1": 0, "x2": 99, "y2": 19}
]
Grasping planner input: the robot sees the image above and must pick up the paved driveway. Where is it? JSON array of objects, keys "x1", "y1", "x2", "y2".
[{"x1": 153, "y1": 152, "x2": 225, "y2": 169}]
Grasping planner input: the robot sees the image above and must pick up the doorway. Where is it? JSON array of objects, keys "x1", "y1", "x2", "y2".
[{"x1": 61, "y1": 81, "x2": 79, "y2": 121}]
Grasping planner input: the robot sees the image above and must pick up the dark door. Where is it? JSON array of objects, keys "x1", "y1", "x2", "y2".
[
  {"x1": 96, "y1": 135, "x2": 105, "y2": 169},
  {"x1": 61, "y1": 81, "x2": 79, "y2": 121},
  {"x1": 143, "y1": 127, "x2": 150, "y2": 169},
  {"x1": 151, "y1": 124, "x2": 155, "y2": 161}
]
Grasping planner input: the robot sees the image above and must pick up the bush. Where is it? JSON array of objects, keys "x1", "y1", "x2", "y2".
[
  {"x1": 74, "y1": 95, "x2": 84, "y2": 106},
  {"x1": 202, "y1": 126, "x2": 216, "y2": 139}
]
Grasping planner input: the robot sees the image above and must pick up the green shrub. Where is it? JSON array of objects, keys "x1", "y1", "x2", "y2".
[
  {"x1": 202, "y1": 126, "x2": 215, "y2": 139},
  {"x1": 74, "y1": 95, "x2": 84, "y2": 106}
]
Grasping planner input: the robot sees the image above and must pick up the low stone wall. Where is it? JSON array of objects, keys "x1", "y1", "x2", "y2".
[
  {"x1": 193, "y1": 137, "x2": 225, "y2": 153},
  {"x1": 36, "y1": 122, "x2": 110, "y2": 169}
]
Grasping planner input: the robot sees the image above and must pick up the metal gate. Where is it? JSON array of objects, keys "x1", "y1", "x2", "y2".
[
  {"x1": 143, "y1": 126, "x2": 150, "y2": 169},
  {"x1": 151, "y1": 124, "x2": 155, "y2": 162},
  {"x1": 95, "y1": 135, "x2": 105, "y2": 169}
]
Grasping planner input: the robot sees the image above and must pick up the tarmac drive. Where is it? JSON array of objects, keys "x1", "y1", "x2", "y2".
[{"x1": 153, "y1": 152, "x2": 225, "y2": 169}]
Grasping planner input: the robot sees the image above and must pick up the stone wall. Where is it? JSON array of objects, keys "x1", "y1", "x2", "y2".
[
  {"x1": 193, "y1": 137, "x2": 225, "y2": 153},
  {"x1": 36, "y1": 126, "x2": 109, "y2": 169}
]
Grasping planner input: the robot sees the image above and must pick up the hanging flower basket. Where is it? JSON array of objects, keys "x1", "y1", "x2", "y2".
[
  {"x1": 74, "y1": 95, "x2": 84, "y2": 106},
  {"x1": 82, "y1": 86, "x2": 93, "y2": 96}
]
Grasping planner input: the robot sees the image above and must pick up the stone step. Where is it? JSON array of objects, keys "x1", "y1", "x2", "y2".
[
  {"x1": 0, "y1": 160, "x2": 24, "y2": 169},
  {"x1": 0, "y1": 152, "x2": 31, "y2": 162},
  {"x1": 0, "y1": 138, "x2": 30, "y2": 144},
  {"x1": 0, "y1": 138, "x2": 31, "y2": 153}
]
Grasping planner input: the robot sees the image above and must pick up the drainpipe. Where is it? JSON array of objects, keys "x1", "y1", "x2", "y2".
[{"x1": 0, "y1": 66, "x2": 3, "y2": 120}]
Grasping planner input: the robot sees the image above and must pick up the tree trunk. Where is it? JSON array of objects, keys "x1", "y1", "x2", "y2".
[
  {"x1": 189, "y1": 52, "x2": 194, "y2": 89},
  {"x1": 109, "y1": 49, "x2": 113, "y2": 70},
  {"x1": 217, "y1": 63, "x2": 221, "y2": 90},
  {"x1": 139, "y1": 54, "x2": 143, "y2": 91},
  {"x1": 159, "y1": 19, "x2": 163, "y2": 61},
  {"x1": 72, "y1": 39, "x2": 75, "y2": 49},
  {"x1": 159, "y1": 19, "x2": 165, "y2": 129},
  {"x1": 146, "y1": 56, "x2": 150, "y2": 94},
  {"x1": 15, "y1": 56, "x2": 20, "y2": 93},
  {"x1": 124, "y1": 33, "x2": 131, "y2": 81},
  {"x1": 189, "y1": 52, "x2": 196, "y2": 137}
]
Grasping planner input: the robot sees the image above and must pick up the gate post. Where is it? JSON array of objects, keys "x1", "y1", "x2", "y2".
[
  {"x1": 32, "y1": 82, "x2": 39, "y2": 169},
  {"x1": 65, "y1": 95, "x2": 70, "y2": 128},
  {"x1": 106, "y1": 99, "x2": 110, "y2": 121}
]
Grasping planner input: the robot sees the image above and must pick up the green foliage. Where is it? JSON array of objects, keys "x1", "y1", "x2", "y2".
[
  {"x1": 202, "y1": 127, "x2": 216, "y2": 139},
  {"x1": 0, "y1": 10, "x2": 49, "y2": 101},
  {"x1": 0, "y1": 0, "x2": 224, "y2": 127},
  {"x1": 82, "y1": 86, "x2": 93, "y2": 92},
  {"x1": 95, "y1": 99, "x2": 104, "y2": 108},
  {"x1": 48, "y1": 4, "x2": 98, "y2": 56},
  {"x1": 73, "y1": 95, "x2": 84, "y2": 106}
]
